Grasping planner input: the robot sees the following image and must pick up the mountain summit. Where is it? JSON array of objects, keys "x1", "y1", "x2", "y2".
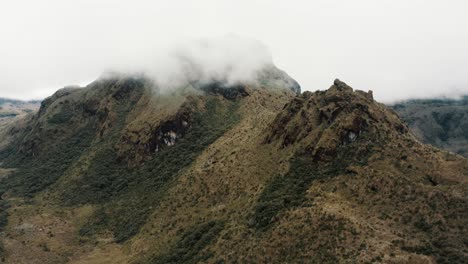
[{"x1": 0, "y1": 70, "x2": 466, "y2": 263}]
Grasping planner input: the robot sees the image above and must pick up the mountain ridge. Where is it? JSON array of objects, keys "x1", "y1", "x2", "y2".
[{"x1": 0, "y1": 73, "x2": 466, "y2": 263}]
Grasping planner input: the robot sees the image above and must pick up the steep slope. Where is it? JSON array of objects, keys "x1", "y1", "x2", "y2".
[
  {"x1": 392, "y1": 96, "x2": 468, "y2": 157},
  {"x1": 0, "y1": 76, "x2": 466, "y2": 264}
]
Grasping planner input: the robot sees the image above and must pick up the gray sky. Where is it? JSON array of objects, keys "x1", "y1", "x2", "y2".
[{"x1": 1, "y1": 0, "x2": 467, "y2": 102}]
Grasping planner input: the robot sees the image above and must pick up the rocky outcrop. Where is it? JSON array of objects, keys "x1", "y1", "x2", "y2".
[
  {"x1": 117, "y1": 96, "x2": 202, "y2": 165},
  {"x1": 198, "y1": 82, "x2": 250, "y2": 99},
  {"x1": 265, "y1": 79, "x2": 399, "y2": 159}
]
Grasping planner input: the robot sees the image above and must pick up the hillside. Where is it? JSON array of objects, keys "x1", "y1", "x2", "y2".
[
  {"x1": 0, "y1": 98, "x2": 40, "y2": 155},
  {"x1": 0, "y1": 72, "x2": 466, "y2": 264},
  {"x1": 0, "y1": 98, "x2": 40, "y2": 132},
  {"x1": 0, "y1": 98, "x2": 40, "y2": 119},
  {"x1": 392, "y1": 97, "x2": 468, "y2": 157}
]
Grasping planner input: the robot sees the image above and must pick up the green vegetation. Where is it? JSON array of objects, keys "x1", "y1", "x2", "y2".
[
  {"x1": 392, "y1": 96, "x2": 468, "y2": 157},
  {"x1": 0, "y1": 121, "x2": 97, "y2": 197},
  {"x1": 0, "y1": 200, "x2": 10, "y2": 230},
  {"x1": 47, "y1": 104, "x2": 74, "y2": 124},
  {"x1": 0, "y1": 96, "x2": 99, "y2": 197},
  {"x1": 0, "y1": 80, "x2": 240, "y2": 245},
  {"x1": 0, "y1": 112, "x2": 18, "y2": 118},
  {"x1": 402, "y1": 240, "x2": 465, "y2": 264},
  {"x1": 253, "y1": 157, "x2": 320, "y2": 230},
  {"x1": 0, "y1": 98, "x2": 41, "y2": 105},
  {"x1": 393, "y1": 96, "x2": 468, "y2": 108},
  {"x1": 0, "y1": 200, "x2": 9, "y2": 261},
  {"x1": 0, "y1": 78, "x2": 146, "y2": 199},
  {"x1": 145, "y1": 221, "x2": 225, "y2": 264},
  {"x1": 79, "y1": 97, "x2": 240, "y2": 242},
  {"x1": 60, "y1": 98, "x2": 139, "y2": 205},
  {"x1": 253, "y1": 132, "x2": 377, "y2": 231},
  {"x1": 2, "y1": 77, "x2": 465, "y2": 263},
  {"x1": 0, "y1": 145, "x2": 17, "y2": 162}
]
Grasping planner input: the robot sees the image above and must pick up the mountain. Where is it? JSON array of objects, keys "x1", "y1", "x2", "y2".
[
  {"x1": 0, "y1": 98, "x2": 40, "y2": 123},
  {"x1": 0, "y1": 98, "x2": 41, "y2": 115},
  {"x1": 0, "y1": 98, "x2": 41, "y2": 154},
  {"x1": 392, "y1": 97, "x2": 468, "y2": 157},
  {"x1": 0, "y1": 71, "x2": 466, "y2": 263}
]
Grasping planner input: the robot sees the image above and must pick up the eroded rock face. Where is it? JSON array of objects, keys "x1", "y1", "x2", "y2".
[
  {"x1": 198, "y1": 82, "x2": 250, "y2": 99},
  {"x1": 117, "y1": 97, "x2": 200, "y2": 164},
  {"x1": 265, "y1": 79, "x2": 407, "y2": 161}
]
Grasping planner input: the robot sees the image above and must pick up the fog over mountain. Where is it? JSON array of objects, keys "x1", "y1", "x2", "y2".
[
  {"x1": 109, "y1": 35, "x2": 275, "y2": 91},
  {"x1": 1, "y1": 0, "x2": 468, "y2": 102},
  {"x1": 1, "y1": 1, "x2": 468, "y2": 263}
]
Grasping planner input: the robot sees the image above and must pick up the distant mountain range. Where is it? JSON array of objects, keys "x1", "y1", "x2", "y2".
[
  {"x1": 392, "y1": 96, "x2": 468, "y2": 157},
  {"x1": 0, "y1": 97, "x2": 41, "y2": 120},
  {"x1": 0, "y1": 97, "x2": 41, "y2": 105}
]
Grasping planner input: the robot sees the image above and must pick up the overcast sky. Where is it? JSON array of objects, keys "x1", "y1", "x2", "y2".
[{"x1": 1, "y1": 0, "x2": 467, "y2": 102}]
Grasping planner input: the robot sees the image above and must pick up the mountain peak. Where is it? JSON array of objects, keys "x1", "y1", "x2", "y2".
[
  {"x1": 0, "y1": 76, "x2": 466, "y2": 263},
  {"x1": 330, "y1": 78, "x2": 373, "y2": 100},
  {"x1": 266, "y1": 79, "x2": 408, "y2": 162},
  {"x1": 333, "y1": 78, "x2": 352, "y2": 91}
]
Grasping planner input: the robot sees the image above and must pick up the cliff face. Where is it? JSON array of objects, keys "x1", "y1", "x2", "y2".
[
  {"x1": 392, "y1": 96, "x2": 468, "y2": 157},
  {"x1": 0, "y1": 75, "x2": 466, "y2": 264}
]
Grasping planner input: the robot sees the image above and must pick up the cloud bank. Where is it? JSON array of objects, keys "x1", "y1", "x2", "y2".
[
  {"x1": 111, "y1": 35, "x2": 274, "y2": 91},
  {"x1": 1, "y1": 0, "x2": 468, "y2": 102}
]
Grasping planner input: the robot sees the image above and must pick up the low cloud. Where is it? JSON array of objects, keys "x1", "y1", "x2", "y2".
[{"x1": 105, "y1": 35, "x2": 274, "y2": 92}]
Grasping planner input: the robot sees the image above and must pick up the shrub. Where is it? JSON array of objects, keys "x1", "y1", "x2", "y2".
[
  {"x1": 79, "y1": 97, "x2": 240, "y2": 242},
  {"x1": 147, "y1": 221, "x2": 225, "y2": 264},
  {"x1": 253, "y1": 131, "x2": 379, "y2": 230}
]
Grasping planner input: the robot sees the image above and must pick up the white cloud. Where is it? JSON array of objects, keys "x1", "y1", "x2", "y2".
[
  {"x1": 119, "y1": 35, "x2": 273, "y2": 90},
  {"x1": 0, "y1": 0, "x2": 467, "y2": 102}
]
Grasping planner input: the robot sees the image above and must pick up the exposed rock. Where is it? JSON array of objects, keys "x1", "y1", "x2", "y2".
[
  {"x1": 265, "y1": 79, "x2": 402, "y2": 162},
  {"x1": 117, "y1": 97, "x2": 201, "y2": 165},
  {"x1": 198, "y1": 82, "x2": 250, "y2": 99}
]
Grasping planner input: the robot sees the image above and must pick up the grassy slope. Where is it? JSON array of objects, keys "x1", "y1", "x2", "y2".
[
  {"x1": 0, "y1": 77, "x2": 148, "y2": 263},
  {"x1": 0, "y1": 80, "x2": 466, "y2": 264},
  {"x1": 130, "y1": 85, "x2": 467, "y2": 264},
  {"x1": 75, "y1": 96, "x2": 242, "y2": 243}
]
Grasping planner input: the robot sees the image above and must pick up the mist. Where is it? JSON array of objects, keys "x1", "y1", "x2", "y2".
[
  {"x1": 106, "y1": 35, "x2": 274, "y2": 92},
  {"x1": 1, "y1": 0, "x2": 468, "y2": 102}
]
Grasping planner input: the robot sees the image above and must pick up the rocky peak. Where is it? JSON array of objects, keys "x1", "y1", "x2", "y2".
[
  {"x1": 331, "y1": 78, "x2": 373, "y2": 100},
  {"x1": 332, "y1": 78, "x2": 353, "y2": 92},
  {"x1": 265, "y1": 79, "x2": 408, "y2": 160}
]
